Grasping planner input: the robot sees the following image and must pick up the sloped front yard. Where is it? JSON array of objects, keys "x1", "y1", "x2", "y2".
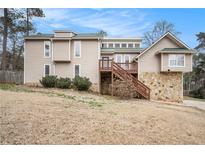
[{"x1": 0, "y1": 85, "x2": 205, "y2": 144}]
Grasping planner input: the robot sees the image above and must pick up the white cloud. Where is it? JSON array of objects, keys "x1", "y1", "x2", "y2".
[
  {"x1": 36, "y1": 9, "x2": 152, "y2": 37},
  {"x1": 49, "y1": 23, "x2": 66, "y2": 28}
]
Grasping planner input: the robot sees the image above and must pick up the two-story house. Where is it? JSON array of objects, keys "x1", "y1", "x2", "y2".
[{"x1": 24, "y1": 30, "x2": 194, "y2": 102}]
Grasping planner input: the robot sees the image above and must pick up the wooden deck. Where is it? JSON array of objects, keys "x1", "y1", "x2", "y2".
[
  {"x1": 99, "y1": 59, "x2": 150, "y2": 99},
  {"x1": 99, "y1": 59, "x2": 138, "y2": 74}
]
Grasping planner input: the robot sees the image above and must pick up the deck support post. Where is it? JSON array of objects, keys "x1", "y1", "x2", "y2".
[{"x1": 111, "y1": 60, "x2": 114, "y2": 96}]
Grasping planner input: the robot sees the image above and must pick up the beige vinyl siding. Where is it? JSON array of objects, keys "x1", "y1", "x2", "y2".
[
  {"x1": 54, "y1": 32, "x2": 75, "y2": 37},
  {"x1": 53, "y1": 40, "x2": 70, "y2": 61},
  {"x1": 71, "y1": 40, "x2": 99, "y2": 83},
  {"x1": 54, "y1": 40, "x2": 100, "y2": 90},
  {"x1": 25, "y1": 39, "x2": 99, "y2": 91},
  {"x1": 24, "y1": 40, "x2": 54, "y2": 83},
  {"x1": 138, "y1": 36, "x2": 181, "y2": 73}
]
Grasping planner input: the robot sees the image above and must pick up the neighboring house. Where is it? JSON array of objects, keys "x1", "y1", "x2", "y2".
[{"x1": 24, "y1": 30, "x2": 194, "y2": 102}]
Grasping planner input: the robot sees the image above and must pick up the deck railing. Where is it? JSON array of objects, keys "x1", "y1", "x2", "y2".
[{"x1": 99, "y1": 59, "x2": 138, "y2": 73}]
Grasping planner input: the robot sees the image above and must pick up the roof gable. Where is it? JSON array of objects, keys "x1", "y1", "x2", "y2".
[{"x1": 135, "y1": 32, "x2": 191, "y2": 58}]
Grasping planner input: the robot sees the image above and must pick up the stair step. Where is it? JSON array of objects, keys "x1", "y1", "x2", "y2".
[{"x1": 112, "y1": 62, "x2": 150, "y2": 99}]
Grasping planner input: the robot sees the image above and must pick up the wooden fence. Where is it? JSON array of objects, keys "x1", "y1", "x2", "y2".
[{"x1": 0, "y1": 70, "x2": 24, "y2": 84}]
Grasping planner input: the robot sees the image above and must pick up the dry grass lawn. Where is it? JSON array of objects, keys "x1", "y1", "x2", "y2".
[{"x1": 0, "y1": 85, "x2": 205, "y2": 144}]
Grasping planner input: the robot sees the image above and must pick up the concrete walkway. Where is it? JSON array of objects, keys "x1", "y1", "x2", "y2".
[{"x1": 183, "y1": 99, "x2": 205, "y2": 111}]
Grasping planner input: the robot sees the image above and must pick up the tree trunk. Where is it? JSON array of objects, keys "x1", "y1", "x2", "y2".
[
  {"x1": 12, "y1": 39, "x2": 16, "y2": 70},
  {"x1": 26, "y1": 8, "x2": 29, "y2": 36},
  {"x1": 2, "y1": 8, "x2": 8, "y2": 70}
]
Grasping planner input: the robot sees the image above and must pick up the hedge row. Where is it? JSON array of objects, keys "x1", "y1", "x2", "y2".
[{"x1": 40, "y1": 76, "x2": 92, "y2": 91}]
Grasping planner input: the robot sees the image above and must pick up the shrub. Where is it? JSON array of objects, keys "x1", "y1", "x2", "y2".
[
  {"x1": 56, "y1": 77, "x2": 72, "y2": 89},
  {"x1": 73, "y1": 76, "x2": 92, "y2": 91},
  {"x1": 40, "y1": 75, "x2": 57, "y2": 88}
]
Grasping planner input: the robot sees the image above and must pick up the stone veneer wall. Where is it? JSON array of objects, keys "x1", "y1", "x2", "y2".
[{"x1": 139, "y1": 72, "x2": 183, "y2": 102}]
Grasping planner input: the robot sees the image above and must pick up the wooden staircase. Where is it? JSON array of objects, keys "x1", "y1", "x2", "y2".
[{"x1": 111, "y1": 61, "x2": 150, "y2": 99}]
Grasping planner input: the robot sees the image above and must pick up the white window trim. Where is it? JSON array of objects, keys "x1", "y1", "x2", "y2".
[
  {"x1": 123, "y1": 55, "x2": 130, "y2": 63},
  {"x1": 44, "y1": 64, "x2": 51, "y2": 77},
  {"x1": 115, "y1": 54, "x2": 123, "y2": 63},
  {"x1": 74, "y1": 41, "x2": 81, "y2": 58},
  {"x1": 44, "y1": 41, "x2": 51, "y2": 58},
  {"x1": 168, "y1": 54, "x2": 185, "y2": 67},
  {"x1": 108, "y1": 43, "x2": 114, "y2": 48},
  {"x1": 51, "y1": 40, "x2": 53, "y2": 61},
  {"x1": 73, "y1": 64, "x2": 81, "y2": 78}
]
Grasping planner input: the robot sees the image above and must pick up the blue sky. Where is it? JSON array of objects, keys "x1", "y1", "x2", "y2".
[{"x1": 33, "y1": 8, "x2": 205, "y2": 48}]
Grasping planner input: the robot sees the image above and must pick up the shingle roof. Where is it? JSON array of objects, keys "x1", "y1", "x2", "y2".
[
  {"x1": 25, "y1": 32, "x2": 101, "y2": 39},
  {"x1": 28, "y1": 34, "x2": 54, "y2": 38},
  {"x1": 161, "y1": 48, "x2": 188, "y2": 51},
  {"x1": 156, "y1": 48, "x2": 196, "y2": 54}
]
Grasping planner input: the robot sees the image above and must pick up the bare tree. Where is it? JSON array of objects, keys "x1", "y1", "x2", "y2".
[
  {"x1": 2, "y1": 8, "x2": 8, "y2": 70},
  {"x1": 143, "y1": 20, "x2": 181, "y2": 46}
]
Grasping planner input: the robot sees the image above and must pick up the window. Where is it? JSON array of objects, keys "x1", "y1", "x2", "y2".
[
  {"x1": 108, "y1": 43, "x2": 114, "y2": 48},
  {"x1": 74, "y1": 41, "x2": 81, "y2": 58},
  {"x1": 169, "y1": 54, "x2": 185, "y2": 67},
  {"x1": 115, "y1": 55, "x2": 122, "y2": 63},
  {"x1": 128, "y1": 43, "x2": 133, "y2": 48},
  {"x1": 74, "y1": 64, "x2": 80, "y2": 77},
  {"x1": 44, "y1": 41, "x2": 51, "y2": 58},
  {"x1": 102, "y1": 57, "x2": 109, "y2": 68},
  {"x1": 115, "y1": 43, "x2": 120, "y2": 48},
  {"x1": 124, "y1": 55, "x2": 130, "y2": 69},
  {"x1": 44, "y1": 64, "x2": 50, "y2": 76},
  {"x1": 134, "y1": 43, "x2": 140, "y2": 48},
  {"x1": 121, "y1": 43, "x2": 127, "y2": 48},
  {"x1": 102, "y1": 43, "x2": 107, "y2": 48},
  {"x1": 124, "y1": 55, "x2": 130, "y2": 63}
]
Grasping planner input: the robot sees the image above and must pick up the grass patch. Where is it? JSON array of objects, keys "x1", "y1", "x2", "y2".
[
  {"x1": 56, "y1": 93, "x2": 76, "y2": 100},
  {"x1": 88, "y1": 101, "x2": 103, "y2": 108},
  {"x1": 0, "y1": 83, "x2": 15, "y2": 90},
  {"x1": 1, "y1": 84, "x2": 104, "y2": 108}
]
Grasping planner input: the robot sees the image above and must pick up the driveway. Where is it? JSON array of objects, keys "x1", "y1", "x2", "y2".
[{"x1": 183, "y1": 99, "x2": 205, "y2": 111}]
